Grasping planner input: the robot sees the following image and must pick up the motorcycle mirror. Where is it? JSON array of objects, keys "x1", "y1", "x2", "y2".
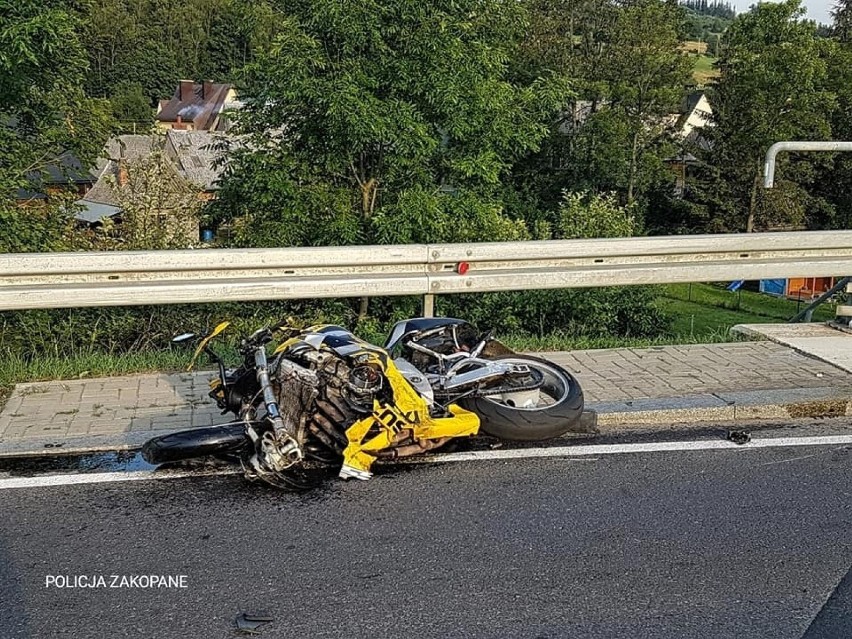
[
  {"x1": 188, "y1": 321, "x2": 231, "y2": 371},
  {"x1": 172, "y1": 332, "x2": 196, "y2": 344}
]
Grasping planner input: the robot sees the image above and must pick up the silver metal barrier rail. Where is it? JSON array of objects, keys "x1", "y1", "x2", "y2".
[
  {"x1": 0, "y1": 245, "x2": 430, "y2": 310},
  {"x1": 426, "y1": 232, "x2": 852, "y2": 294},
  {"x1": 0, "y1": 231, "x2": 850, "y2": 312},
  {"x1": 763, "y1": 141, "x2": 852, "y2": 325}
]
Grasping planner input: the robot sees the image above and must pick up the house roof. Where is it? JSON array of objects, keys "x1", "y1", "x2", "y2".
[
  {"x1": 165, "y1": 130, "x2": 226, "y2": 190},
  {"x1": 683, "y1": 91, "x2": 704, "y2": 116},
  {"x1": 675, "y1": 91, "x2": 712, "y2": 131},
  {"x1": 39, "y1": 151, "x2": 96, "y2": 185},
  {"x1": 84, "y1": 135, "x2": 159, "y2": 206},
  {"x1": 14, "y1": 150, "x2": 97, "y2": 200},
  {"x1": 73, "y1": 200, "x2": 121, "y2": 224},
  {"x1": 156, "y1": 81, "x2": 232, "y2": 130},
  {"x1": 82, "y1": 131, "x2": 228, "y2": 209}
]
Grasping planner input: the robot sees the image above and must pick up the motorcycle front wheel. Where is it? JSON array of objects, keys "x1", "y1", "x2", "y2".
[
  {"x1": 458, "y1": 355, "x2": 584, "y2": 441},
  {"x1": 141, "y1": 423, "x2": 248, "y2": 464}
]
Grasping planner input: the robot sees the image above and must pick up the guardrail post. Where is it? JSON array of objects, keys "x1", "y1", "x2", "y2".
[
  {"x1": 422, "y1": 294, "x2": 435, "y2": 318},
  {"x1": 837, "y1": 281, "x2": 852, "y2": 327}
]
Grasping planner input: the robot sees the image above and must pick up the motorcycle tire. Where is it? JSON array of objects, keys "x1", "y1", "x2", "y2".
[
  {"x1": 459, "y1": 355, "x2": 584, "y2": 441},
  {"x1": 141, "y1": 423, "x2": 248, "y2": 464}
]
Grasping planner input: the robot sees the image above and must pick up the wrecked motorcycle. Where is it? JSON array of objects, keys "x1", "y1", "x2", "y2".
[{"x1": 141, "y1": 318, "x2": 584, "y2": 488}]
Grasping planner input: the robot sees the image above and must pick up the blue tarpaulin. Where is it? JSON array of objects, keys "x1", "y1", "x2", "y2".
[{"x1": 760, "y1": 279, "x2": 786, "y2": 296}]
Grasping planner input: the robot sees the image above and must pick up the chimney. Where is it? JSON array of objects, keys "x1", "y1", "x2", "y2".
[
  {"x1": 203, "y1": 81, "x2": 214, "y2": 100},
  {"x1": 179, "y1": 80, "x2": 195, "y2": 102},
  {"x1": 117, "y1": 139, "x2": 128, "y2": 187}
]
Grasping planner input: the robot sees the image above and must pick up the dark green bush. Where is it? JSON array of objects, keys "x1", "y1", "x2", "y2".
[
  {"x1": 0, "y1": 285, "x2": 670, "y2": 361},
  {"x1": 441, "y1": 287, "x2": 671, "y2": 339}
]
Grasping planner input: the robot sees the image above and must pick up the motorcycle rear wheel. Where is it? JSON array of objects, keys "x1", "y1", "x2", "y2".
[
  {"x1": 141, "y1": 423, "x2": 248, "y2": 464},
  {"x1": 459, "y1": 355, "x2": 584, "y2": 441}
]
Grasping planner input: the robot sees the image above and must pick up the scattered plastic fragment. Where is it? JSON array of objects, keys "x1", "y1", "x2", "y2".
[
  {"x1": 235, "y1": 611, "x2": 274, "y2": 635},
  {"x1": 726, "y1": 430, "x2": 751, "y2": 445}
]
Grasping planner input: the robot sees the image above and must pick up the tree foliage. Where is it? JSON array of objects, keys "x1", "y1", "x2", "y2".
[
  {"x1": 603, "y1": 0, "x2": 693, "y2": 203},
  {"x1": 554, "y1": 191, "x2": 637, "y2": 239},
  {"x1": 681, "y1": 0, "x2": 736, "y2": 20},
  {"x1": 701, "y1": 0, "x2": 835, "y2": 232},
  {"x1": 211, "y1": 0, "x2": 567, "y2": 249},
  {"x1": 108, "y1": 152, "x2": 202, "y2": 250},
  {"x1": 834, "y1": 0, "x2": 852, "y2": 42},
  {"x1": 81, "y1": 0, "x2": 282, "y2": 102},
  {"x1": 0, "y1": 0, "x2": 111, "y2": 251},
  {"x1": 109, "y1": 81, "x2": 154, "y2": 132},
  {"x1": 510, "y1": 0, "x2": 690, "y2": 225}
]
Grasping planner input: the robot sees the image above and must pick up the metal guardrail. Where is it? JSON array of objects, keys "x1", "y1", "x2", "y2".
[
  {"x1": 1, "y1": 231, "x2": 851, "y2": 313},
  {"x1": 764, "y1": 141, "x2": 852, "y2": 188},
  {"x1": 763, "y1": 141, "x2": 852, "y2": 325}
]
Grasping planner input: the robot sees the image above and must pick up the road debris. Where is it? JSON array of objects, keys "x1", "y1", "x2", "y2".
[
  {"x1": 234, "y1": 611, "x2": 274, "y2": 635},
  {"x1": 726, "y1": 430, "x2": 751, "y2": 445}
]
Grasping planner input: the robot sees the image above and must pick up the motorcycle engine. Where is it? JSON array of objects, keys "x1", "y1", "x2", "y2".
[
  {"x1": 282, "y1": 346, "x2": 380, "y2": 415},
  {"x1": 344, "y1": 365, "x2": 382, "y2": 412}
]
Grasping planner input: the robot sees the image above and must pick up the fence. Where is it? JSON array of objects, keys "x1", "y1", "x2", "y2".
[{"x1": 0, "y1": 231, "x2": 850, "y2": 319}]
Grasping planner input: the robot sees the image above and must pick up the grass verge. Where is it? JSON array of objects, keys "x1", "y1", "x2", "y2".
[
  {"x1": 0, "y1": 349, "x2": 190, "y2": 390},
  {"x1": 501, "y1": 330, "x2": 737, "y2": 352},
  {"x1": 661, "y1": 283, "x2": 836, "y2": 320}
]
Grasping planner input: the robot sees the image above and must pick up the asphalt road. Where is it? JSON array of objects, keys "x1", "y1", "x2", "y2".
[{"x1": 1, "y1": 437, "x2": 851, "y2": 638}]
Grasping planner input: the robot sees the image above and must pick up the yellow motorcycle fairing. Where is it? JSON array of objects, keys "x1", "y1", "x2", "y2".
[{"x1": 340, "y1": 355, "x2": 480, "y2": 478}]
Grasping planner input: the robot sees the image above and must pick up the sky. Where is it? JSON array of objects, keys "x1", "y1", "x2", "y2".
[{"x1": 732, "y1": 0, "x2": 835, "y2": 25}]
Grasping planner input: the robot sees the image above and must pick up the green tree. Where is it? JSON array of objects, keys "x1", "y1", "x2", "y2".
[
  {"x1": 603, "y1": 0, "x2": 693, "y2": 204},
  {"x1": 808, "y1": 9, "x2": 852, "y2": 230},
  {"x1": 81, "y1": 0, "x2": 283, "y2": 103},
  {"x1": 211, "y1": 0, "x2": 567, "y2": 319},
  {"x1": 108, "y1": 152, "x2": 202, "y2": 250},
  {"x1": 0, "y1": 0, "x2": 111, "y2": 251},
  {"x1": 510, "y1": 0, "x2": 689, "y2": 226},
  {"x1": 444, "y1": 187, "x2": 670, "y2": 339},
  {"x1": 706, "y1": 0, "x2": 835, "y2": 232},
  {"x1": 833, "y1": 0, "x2": 852, "y2": 42},
  {"x1": 109, "y1": 81, "x2": 153, "y2": 133},
  {"x1": 554, "y1": 191, "x2": 637, "y2": 239}
]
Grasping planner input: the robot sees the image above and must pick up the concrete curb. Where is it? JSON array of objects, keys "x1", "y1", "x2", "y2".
[
  {"x1": 590, "y1": 386, "x2": 852, "y2": 428},
  {"x1": 2, "y1": 386, "x2": 851, "y2": 457}
]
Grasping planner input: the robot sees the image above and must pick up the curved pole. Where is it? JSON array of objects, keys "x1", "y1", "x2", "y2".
[{"x1": 764, "y1": 141, "x2": 852, "y2": 188}]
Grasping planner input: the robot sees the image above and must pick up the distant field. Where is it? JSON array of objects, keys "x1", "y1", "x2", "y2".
[
  {"x1": 681, "y1": 40, "x2": 709, "y2": 54},
  {"x1": 692, "y1": 54, "x2": 719, "y2": 84}
]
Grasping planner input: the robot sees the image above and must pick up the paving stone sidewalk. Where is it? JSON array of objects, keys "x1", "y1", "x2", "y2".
[
  {"x1": 544, "y1": 341, "x2": 852, "y2": 401},
  {"x1": 1, "y1": 340, "x2": 851, "y2": 452}
]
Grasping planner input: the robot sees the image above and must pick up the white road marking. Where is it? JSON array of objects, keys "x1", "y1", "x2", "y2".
[
  {"x1": 0, "y1": 434, "x2": 850, "y2": 490},
  {"x1": 0, "y1": 468, "x2": 239, "y2": 490},
  {"x1": 433, "y1": 434, "x2": 852, "y2": 463}
]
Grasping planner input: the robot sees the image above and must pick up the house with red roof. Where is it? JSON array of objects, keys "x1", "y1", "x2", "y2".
[{"x1": 156, "y1": 80, "x2": 240, "y2": 132}]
